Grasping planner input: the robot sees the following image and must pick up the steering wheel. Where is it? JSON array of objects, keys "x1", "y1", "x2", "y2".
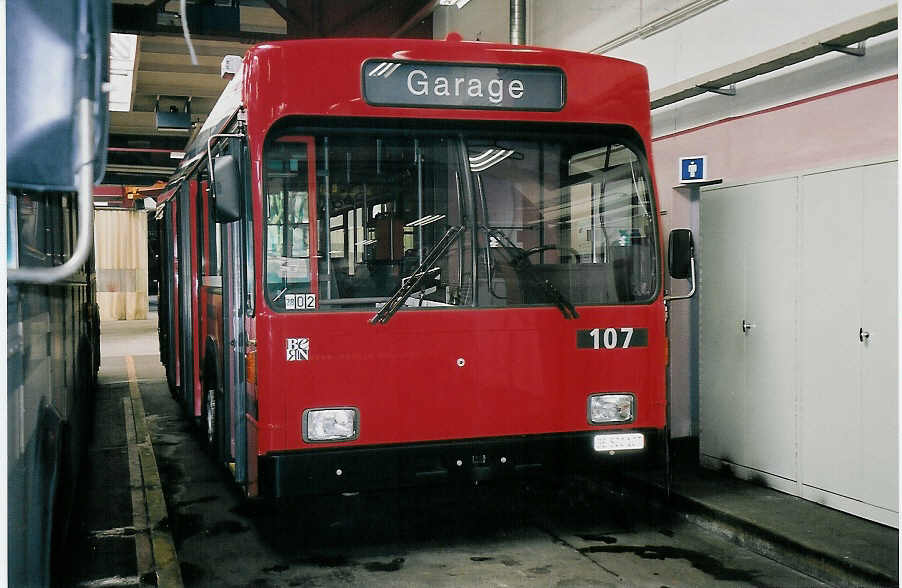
[{"x1": 518, "y1": 244, "x2": 581, "y2": 264}]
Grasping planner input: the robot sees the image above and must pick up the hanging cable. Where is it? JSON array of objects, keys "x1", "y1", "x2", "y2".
[{"x1": 180, "y1": 0, "x2": 198, "y2": 65}]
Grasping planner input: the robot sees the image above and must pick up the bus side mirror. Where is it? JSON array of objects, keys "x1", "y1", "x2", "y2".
[
  {"x1": 668, "y1": 228, "x2": 694, "y2": 279},
  {"x1": 666, "y1": 228, "x2": 696, "y2": 301},
  {"x1": 7, "y1": 0, "x2": 109, "y2": 190},
  {"x1": 213, "y1": 153, "x2": 242, "y2": 222}
]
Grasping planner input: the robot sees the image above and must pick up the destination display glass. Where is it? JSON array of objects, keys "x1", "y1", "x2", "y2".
[{"x1": 362, "y1": 60, "x2": 566, "y2": 111}]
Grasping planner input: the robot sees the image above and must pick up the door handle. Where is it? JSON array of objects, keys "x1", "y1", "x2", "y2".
[
  {"x1": 859, "y1": 328, "x2": 870, "y2": 343},
  {"x1": 741, "y1": 319, "x2": 756, "y2": 334}
]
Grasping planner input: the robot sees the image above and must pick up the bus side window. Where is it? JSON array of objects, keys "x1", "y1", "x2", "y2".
[
  {"x1": 18, "y1": 193, "x2": 48, "y2": 267},
  {"x1": 263, "y1": 142, "x2": 313, "y2": 305}
]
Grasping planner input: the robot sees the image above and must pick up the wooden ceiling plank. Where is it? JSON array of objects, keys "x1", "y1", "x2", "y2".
[
  {"x1": 129, "y1": 36, "x2": 142, "y2": 114},
  {"x1": 139, "y1": 62, "x2": 221, "y2": 75},
  {"x1": 140, "y1": 36, "x2": 252, "y2": 56}
]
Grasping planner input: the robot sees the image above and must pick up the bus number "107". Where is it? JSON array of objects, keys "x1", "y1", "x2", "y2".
[{"x1": 577, "y1": 328, "x2": 648, "y2": 350}]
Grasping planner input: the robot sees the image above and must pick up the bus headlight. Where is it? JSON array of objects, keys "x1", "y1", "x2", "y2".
[
  {"x1": 588, "y1": 394, "x2": 635, "y2": 424},
  {"x1": 303, "y1": 408, "x2": 359, "y2": 442}
]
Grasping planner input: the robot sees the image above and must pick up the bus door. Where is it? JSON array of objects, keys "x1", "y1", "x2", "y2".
[
  {"x1": 159, "y1": 201, "x2": 178, "y2": 391},
  {"x1": 216, "y1": 136, "x2": 251, "y2": 483},
  {"x1": 176, "y1": 180, "x2": 197, "y2": 413},
  {"x1": 168, "y1": 197, "x2": 181, "y2": 393}
]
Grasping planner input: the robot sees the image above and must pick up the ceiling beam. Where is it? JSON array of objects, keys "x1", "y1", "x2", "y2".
[
  {"x1": 391, "y1": 0, "x2": 440, "y2": 38},
  {"x1": 139, "y1": 62, "x2": 221, "y2": 75},
  {"x1": 115, "y1": 27, "x2": 287, "y2": 44},
  {"x1": 129, "y1": 36, "x2": 142, "y2": 117},
  {"x1": 140, "y1": 36, "x2": 253, "y2": 56},
  {"x1": 324, "y1": 0, "x2": 383, "y2": 36},
  {"x1": 263, "y1": 0, "x2": 310, "y2": 32},
  {"x1": 137, "y1": 83, "x2": 224, "y2": 99},
  {"x1": 105, "y1": 163, "x2": 179, "y2": 175}
]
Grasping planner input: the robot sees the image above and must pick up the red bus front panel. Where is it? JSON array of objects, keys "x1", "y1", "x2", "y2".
[{"x1": 255, "y1": 303, "x2": 665, "y2": 454}]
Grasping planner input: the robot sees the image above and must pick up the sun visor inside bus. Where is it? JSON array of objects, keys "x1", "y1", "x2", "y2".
[{"x1": 6, "y1": 0, "x2": 110, "y2": 191}]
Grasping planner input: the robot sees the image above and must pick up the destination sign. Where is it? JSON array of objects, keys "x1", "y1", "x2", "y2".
[{"x1": 362, "y1": 60, "x2": 565, "y2": 111}]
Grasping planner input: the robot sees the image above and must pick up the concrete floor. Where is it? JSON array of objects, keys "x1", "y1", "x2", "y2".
[
  {"x1": 100, "y1": 313, "x2": 162, "y2": 359},
  {"x1": 72, "y1": 313, "x2": 897, "y2": 587}
]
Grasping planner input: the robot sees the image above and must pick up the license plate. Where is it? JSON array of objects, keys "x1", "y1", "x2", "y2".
[{"x1": 594, "y1": 433, "x2": 645, "y2": 452}]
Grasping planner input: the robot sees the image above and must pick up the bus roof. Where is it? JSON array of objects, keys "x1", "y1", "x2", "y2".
[{"x1": 173, "y1": 37, "x2": 651, "y2": 182}]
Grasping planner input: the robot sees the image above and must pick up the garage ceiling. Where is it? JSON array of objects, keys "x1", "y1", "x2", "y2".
[{"x1": 106, "y1": 0, "x2": 436, "y2": 186}]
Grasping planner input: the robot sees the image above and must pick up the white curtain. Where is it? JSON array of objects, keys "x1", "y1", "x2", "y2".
[{"x1": 94, "y1": 209, "x2": 148, "y2": 320}]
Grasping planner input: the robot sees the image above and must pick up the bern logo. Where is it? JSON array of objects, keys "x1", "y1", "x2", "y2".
[{"x1": 286, "y1": 338, "x2": 309, "y2": 361}]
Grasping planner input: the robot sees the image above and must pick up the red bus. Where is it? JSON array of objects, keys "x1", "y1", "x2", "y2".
[{"x1": 157, "y1": 35, "x2": 695, "y2": 499}]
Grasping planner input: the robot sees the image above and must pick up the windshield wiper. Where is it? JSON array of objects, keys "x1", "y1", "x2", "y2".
[
  {"x1": 370, "y1": 225, "x2": 465, "y2": 325},
  {"x1": 482, "y1": 225, "x2": 579, "y2": 320}
]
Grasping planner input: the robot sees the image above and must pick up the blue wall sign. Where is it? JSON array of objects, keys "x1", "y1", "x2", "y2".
[{"x1": 679, "y1": 156, "x2": 707, "y2": 183}]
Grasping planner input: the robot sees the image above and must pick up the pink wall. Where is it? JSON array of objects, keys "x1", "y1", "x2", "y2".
[
  {"x1": 651, "y1": 75, "x2": 897, "y2": 438},
  {"x1": 652, "y1": 75, "x2": 898, "y2": 204}
]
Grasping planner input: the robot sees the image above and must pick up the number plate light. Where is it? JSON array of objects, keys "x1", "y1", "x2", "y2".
[{"x1": 588, "y1": 393, "x2": 635, "y2": 424}]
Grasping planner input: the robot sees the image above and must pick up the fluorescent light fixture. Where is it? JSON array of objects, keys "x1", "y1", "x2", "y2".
[
  {"x1": 170, "y1": 151, "x2": 186, "y2": 160},
  {"x1": 109, "y1": 33, "x2": 138, "y2": 112},
  {"x1": 405, "y1": 214, "x2": 446, "y2": 227}
]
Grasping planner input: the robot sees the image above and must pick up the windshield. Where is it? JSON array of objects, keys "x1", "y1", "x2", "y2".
[
  {"x1": 473, "y1": 138, "x2": 658, "y2": 308},
  {"x1": 262, "y1": 126, "x2": 658, "y2": 313}
]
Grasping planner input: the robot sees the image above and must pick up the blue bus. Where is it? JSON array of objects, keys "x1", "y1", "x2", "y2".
[{"x1": 7, "y1": 0, "x2": 108, "y2": 584}]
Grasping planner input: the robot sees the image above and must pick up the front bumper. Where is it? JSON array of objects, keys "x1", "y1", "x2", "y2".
[{"x1": 260, "y1": 429, "x2": 662, "y2": 498}]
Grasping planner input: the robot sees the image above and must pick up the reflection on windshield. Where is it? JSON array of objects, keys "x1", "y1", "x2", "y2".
[
  {"x1": 471, "y1": 139, "x2": 657, "y2": 308},
  {"x1": 262, "y1": 129, "x2": 658, "y2": 314}
]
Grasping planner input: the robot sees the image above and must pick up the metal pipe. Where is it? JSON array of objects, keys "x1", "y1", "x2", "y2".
[
  {"x1": 324, "y1": 137, "x2": 332, "y2": 298},
  {"x1": 664, "y1": 257, "x2": 697, "y2": 301},
  {"x1": 590, "y1": 183, "x2": 598, "y2": 263},
  {"x1": 416, "y1": 140, "x2": 423, "y2": 265},
  {"x1": 510, "y1": 0, "x2": 526, "y2": 45},
  {"x1": 10, "y1": 98, "x2": 95, "y2": 284}
]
